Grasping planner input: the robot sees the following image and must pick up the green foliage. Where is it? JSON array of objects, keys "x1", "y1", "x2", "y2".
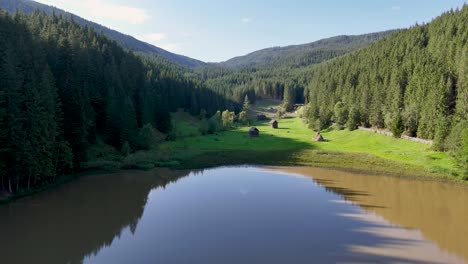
[
  {"x1": 346, "y1": 107, "x2": 360, "y2": 131},
  {"x1": 242, "y1": 95, "x2": 251, "y2": 112},
  {"x1": 282, "y1": 85, "x2": 295, "y2": 112},
  {"x1": 199, "y1": 119, "x2": 210, "y2": 135},
  {"x1": 391, "y1": 112, "x2": 404, "y2": 138},
  {"x1": 121, "y1": 141, "x2": 131, "y2": 157},
  {"x1": 333, "y1": 102, "x2": 348, "y2": 129},
  {"x1": 1, "y1": 0, "x2": 206, "y2": 67},
  {"x1": 209, "y1": 111, "x2": 223, "y2": 133},
  {"x1": 433, "y1": 115, "x2": 450, "y2": 151},
  {"x1": 0, "y1": 10, "x2": 235, "y2": 193},
  {"x1": 298, "y1": 6, "x2": 467, "y2": 154},
  {"x1": 446, "y1": 122, "x2": 468, "y2": 178},
  {"x1": 277, "y1": 108, "x2": 286, "y2": 119},
  {"x1": 199, "y1": 109, "x2": 207, "y2": 120},
  {"x1": 165, "y1": 116, "x2": 459, "y2": 179},
  {"x1": 221, "y1": 110, "x2": 235, "y2": 129},
  {"x1": 136, "y1": 124, "x2": 161, "y2": 150},
  {"x1": 455, "y1": 131, "x2": 468, "y2": 179},
  {"x1": 238, "y1": 111, "x2": 250, "y2": 126},
  {"x1": 218, "y1": 31, "x2": 397, "y2": 69}
]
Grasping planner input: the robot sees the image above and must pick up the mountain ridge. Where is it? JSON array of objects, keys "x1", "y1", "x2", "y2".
[
  {"x1": 216, "y1": 30, "x2": 398, "y2": 69},
  {"x1": 0, "y1": 0, "x2": 207, "y2": 67}
]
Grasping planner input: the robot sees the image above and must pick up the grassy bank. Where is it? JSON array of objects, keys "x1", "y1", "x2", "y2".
[
  {"x1": 80, "y1": 103, "x2": 464, "y2": 182},
  {"x1": 164, "y1": 115, "x2": 461, "y2": 180},
  {"x1": 2, "y1": 107, "x2": 464, "y2": 204}
]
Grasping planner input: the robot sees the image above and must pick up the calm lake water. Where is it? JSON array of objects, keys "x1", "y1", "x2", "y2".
[{"x1": 0, "y1": 166, "x2": 467, "y2": 264}]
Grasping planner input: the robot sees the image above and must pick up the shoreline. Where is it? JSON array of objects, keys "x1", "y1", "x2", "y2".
[{"x1": 1, "y1": 142, "x2": 465, "y2": 206}]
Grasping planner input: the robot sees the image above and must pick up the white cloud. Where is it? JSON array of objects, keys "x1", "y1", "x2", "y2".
[
  {"x1": 160, "y1": 43, "x2": 184, "y2": 53},
  {"x1": 141, "y1": 33, "x2": 167, "y2": 42},
  {"x1": 241, "y1": 18, "x2": 252, "y2": 23},
  {"x1": 35, "y1": 0, "x2": 150, "y2": 24},
  {"x1": 391, "y1": 6, "x2": 401, "y2": 11}
]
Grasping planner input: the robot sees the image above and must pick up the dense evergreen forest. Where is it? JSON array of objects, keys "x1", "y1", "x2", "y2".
[
  {"x1": 302, "y1": 7, "x2": 467, "y2": 158},
  {"x1": 0, "y1": 5, "x2": 467, "y2": 194},
  {"x1": 0, "y1": 0, "x2": 206, "y2": 67},
  {"x1": 0, "y1": 10, "x2": 236, "y2": 193},
  {"x1": 185, "y1": 33, "x2": 396, "y2": 109},
  {"x1": 217, "y1": 30, "x2": 397, "y2": 69},
  {"x1": 190, "y1": 6, "x2": 468, "y2": 173}
]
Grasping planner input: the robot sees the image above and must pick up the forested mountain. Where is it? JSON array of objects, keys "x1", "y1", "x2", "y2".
[
  {"x1": 0, "y1": 0, "x2": 206, "y2": 67},
  {"x1": 191, "y1": 6, "x2": 468, "y2": 174},
  {"x1": 187, "y1": 31, "x2": 398, "y2": 108},
  {"x1": 0, "y1": 10, "x2": 235, "y2": 193},
  {"x1": 302, "y1": 6, "x2": 467, "y2": 167},
  {"x1": 217, "y1": 31, "x2": 397, "y2": 69}
]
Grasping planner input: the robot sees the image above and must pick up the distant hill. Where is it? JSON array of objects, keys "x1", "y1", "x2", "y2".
[
  {"x1": 0, "y1": 0, "x2": 206, "y2": 67},
  {"x1": 217, "y1": 31, "x2": 398, "y2": 69}
]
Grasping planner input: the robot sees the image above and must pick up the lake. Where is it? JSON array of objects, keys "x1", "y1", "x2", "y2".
[{"x1": 0, "y1": 166, "x2": 467, "y2": 264}]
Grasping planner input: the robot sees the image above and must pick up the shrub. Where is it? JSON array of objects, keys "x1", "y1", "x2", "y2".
[
  {"x1": 121, "y1": 141, "x2": 131, "y2": 156},
  {"x1": 391, "y1": 112, "x2": 404, "y2": 138},
  {"x1": 333, "y1": 102, "x2": 348, "y2": 130},
  {"x1": 238, "y1": 111, "x2": 249, "y2": 126},
  {"x1": 136, "y1": 123, "x2": 163, "y2": 150},
  {"x1": 347, "y1": 106, "x2": 360, "y2": 131}
]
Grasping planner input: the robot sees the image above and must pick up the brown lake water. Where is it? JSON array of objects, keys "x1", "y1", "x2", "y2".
[{"x1": 0, "y1": 166, "x2": 467, "y2": 264}]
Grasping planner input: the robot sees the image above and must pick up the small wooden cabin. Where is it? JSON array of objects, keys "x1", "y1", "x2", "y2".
[
  {"x1": 257, "y1": 115, "x2": 267, "y2": 121},
  {"x1": 314, "y1": 132, "x2": 324, "y2": 142},
  {"x1": 249, "y1": 127, "x2": 260, "y2": 137},
  {"x1": 269, "y1": 120, "x2": 278, "y2": 129}
]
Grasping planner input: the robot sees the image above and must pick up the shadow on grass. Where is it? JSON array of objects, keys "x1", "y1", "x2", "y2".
[{"x1": 169, "y1": 128, "x2": 317, "y2": 170}]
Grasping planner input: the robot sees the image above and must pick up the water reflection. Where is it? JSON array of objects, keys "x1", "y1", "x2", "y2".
[
  {"x1": 0, "y1": 166, "x2": 466, "y2": 264},
  {"x1": 269, "y1": 167, "x2": 468, "y2": 263},
  {"x1": 0, "y1": 169, "x2": 190, "y2": 264}
]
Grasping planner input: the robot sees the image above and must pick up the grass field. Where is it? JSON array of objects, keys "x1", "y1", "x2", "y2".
[
  {"x1": 154, "y1": 100, "x2": 463, "y2": 182},
  {"x1": 166, "y1": 114, "x2": 459, "y2": 177},
  {"x1": 3, "y1": 103, "x2": 463, "y2": 204},
  {"x1": 81, "y1": 102, "x2": 463, "y2": 182}
]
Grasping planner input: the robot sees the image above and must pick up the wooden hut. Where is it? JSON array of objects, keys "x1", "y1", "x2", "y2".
[
  {"x1": 249, "y1": 127, "x2": 259, "y2": 137},
  {"x1": 269, "y1": 120, "x2": 278, "y2": 129},
  {"x1": 314, "y1": 132, "x2": 325, "y2": 142},
  {"x1": 257, "y1": 114, "x2": 267, "y2": 121}
]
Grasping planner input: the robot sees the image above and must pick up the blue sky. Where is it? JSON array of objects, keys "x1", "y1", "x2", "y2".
[{"x1": 35, "y1": 0, "x2": 466, "y2": 62}]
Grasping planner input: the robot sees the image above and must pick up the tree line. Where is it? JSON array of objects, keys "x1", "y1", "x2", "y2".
[
  {"x1": 189, "y1": 6, "x2": 468, "y2": 175},
  {"x1": 302, "y1": 6, "x2": 467, "y2": 175},
  {"x1": 0, "y1": 10, "x2": 237, "y2": 193}
]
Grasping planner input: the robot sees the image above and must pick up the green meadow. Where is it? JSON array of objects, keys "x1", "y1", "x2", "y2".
[
  {"x1": 164, "y1": 112, "x2": 459, "y2": 180},
  {"x1": 80, "y1": 101, "x2": 462, "y2": 183}
]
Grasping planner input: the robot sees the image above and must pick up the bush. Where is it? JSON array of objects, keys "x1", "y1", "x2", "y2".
[
  {"x1": 209, "y1": 111, "x2": 222, "y2": 132},
  {"x1": 136, "y1": 123, "x2": 163, "y2": 150},
  {"x1": 277, "y1": 108, "x2": 285, "y2": 119},
  {"x1": 456, "y1": 132, "x2": 468, "y2": 179},
  {"x1": 333, "y1": 102, "x2": 348, "y2": 130},
  {"x1": 238, "y1": 111, "x2": 249, "y2": 126},
  {"x1": 391, "y1": 112, "x2": 404, "y2": 138},
  {"x1": 199, "y1": 118, "x2": 210, "y2": 135},
  {"x1": 433, "y1": 115, "x2": 450, "y2": 151},
  {"x1": 222, "y1": 110, "x2": 235, "y2": 129},
  {"x1": 347, "y1": 106, "x2": 360, "y2": 131},
  {"x1": 121, "y1": 141, "x2": 131, "y2": 156}
]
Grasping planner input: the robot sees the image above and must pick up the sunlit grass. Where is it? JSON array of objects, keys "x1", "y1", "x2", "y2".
[
  {"x1": 84, "y1": 105, "x2": 461, "y2": 182},
  {"x1": 166, "y1": 114, "x2": 459, "y2": 179}
]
